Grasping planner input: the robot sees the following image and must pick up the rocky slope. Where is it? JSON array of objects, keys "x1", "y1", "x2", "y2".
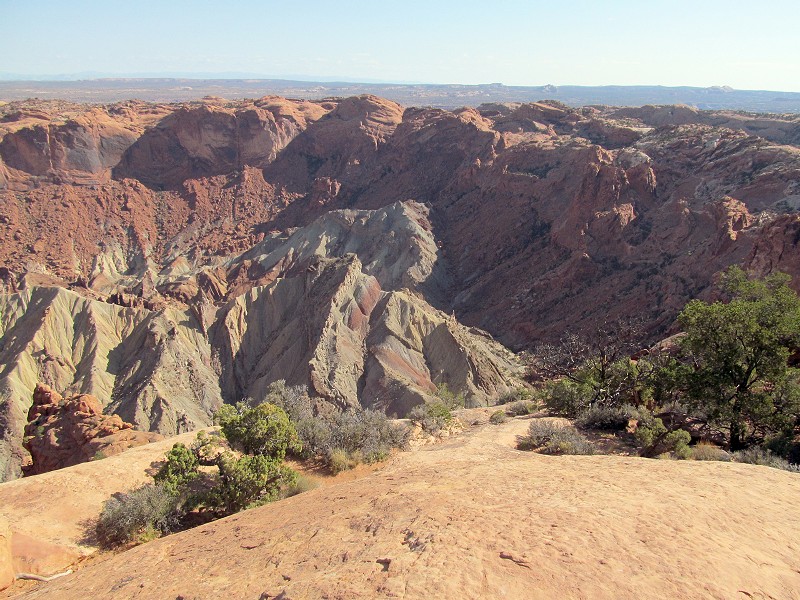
[
  {"x1": 5, "y1": 417, "x2": 800, "y2": 599},
  {"x1": 2, "y1": 94, "x2": 800, "y2": 478},
  {"x1": 2, "y1": 96, "x2": 798, "y2": 343},
  {"x1": 0, "y1": 200, "x2": 519, "y2": 480}
]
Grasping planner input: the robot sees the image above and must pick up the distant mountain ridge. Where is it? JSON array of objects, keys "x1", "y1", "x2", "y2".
[{"x1": 1, "y1": 78, "x2": 800, "y2": 112}]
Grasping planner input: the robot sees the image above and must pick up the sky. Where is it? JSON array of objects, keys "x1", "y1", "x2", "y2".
[{"x1": 2, "y1": 0, "x2": 799, "y2": 92}]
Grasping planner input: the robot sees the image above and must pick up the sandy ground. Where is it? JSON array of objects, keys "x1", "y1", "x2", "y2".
[{"x1": 4, "y1": 415, "x2": 799, "y2": 599}]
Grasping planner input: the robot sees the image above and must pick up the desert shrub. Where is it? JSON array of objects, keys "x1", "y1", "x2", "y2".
[
  {"x1": 489, "y1": 410, "x2": 508, "y2": 425},
  {"x1": 215, "y1": 402, "x2": 302, "y2": 460},
  {"x1": 542, "y1": 431, "x2": 596, "y2": 456},
  {"x1": 206, "y1": 453, "x2": 298, "y2": 514},
  {"x1": 733, "y1": 447, "x2": 800, "y2": 472},
  {"x1": 326, "y1": 448, "x2": 363, "y2": 474},
  {"x1": 543, "y1": 379, "x2": 592, "y2": 417},
  {"x1": 280, "y1": 474, "x2": 320, "y2": 498},
  {"x1": 293, "y1": 416, "x2": 334, "y2": 458},
  {"x1": 409, "y1": 400, "x2": 453, "y2": 433},
  {"x1": 327, "y1": 409, "x2": 408, "y2": 462},
  {"x1": 263, "y1": 381, "x2": 409, "y2": 466},
  {"x1": 434, "y1": 383, "x2": 466, "y2": 409},
  {"x1": 96, "y1": 483, "x2": 181, "y2": 548},
  {"x1": 517, "y1": 420, "x2": 595, "y2": 455},
  {"x1": 496, "y1": 387, "x2": 533, "y2": 405},
  {"x1": 575, "y1": 404, "x2": 640, "y2": 431},
  {"x1": 691, "y1": 442, "x2": 732, "y2": 462},
  {"x1": 518, "y1": 420, "x2": 562, "y2": 449},
  {"x1": 506, "y1": 400, "x2": 538, "y2": 416},
  {"x1": 262, "y1": 380, "x2": 315, "y2": 423},
  {"x1": 635, "y1": 415, "x2": 692, "y2": 459},
  {"x1": 293, "y1": 409, "x2": 409, "y2": 468},
  {"x1": 764, "y1": 432, "x2": 800, "y2": 464},
  {"x1": 154, "y1": 443, "x2": 199, "y2": 494}
]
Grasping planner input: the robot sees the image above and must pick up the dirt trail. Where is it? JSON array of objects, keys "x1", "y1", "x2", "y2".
[{"x1": 7, "y1": 416, "x2": 800, "y2": 599}]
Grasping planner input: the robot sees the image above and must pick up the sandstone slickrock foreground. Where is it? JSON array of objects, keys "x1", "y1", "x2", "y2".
[
  {"x1": 2, "y1": 94, "x2": 800, "y2": 480},
  {"x1": 7, "y1": 418, "x2": 800, "y2": 600},
  {"x1": 0, "y1": 430, "x2": 203, "y2": 587}
]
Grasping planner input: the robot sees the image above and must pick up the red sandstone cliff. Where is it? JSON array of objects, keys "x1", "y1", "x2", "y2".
[{"x1": 2, "y1": 94, "x2": 800, "y2": 480}]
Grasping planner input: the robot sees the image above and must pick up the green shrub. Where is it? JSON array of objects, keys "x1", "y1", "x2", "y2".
[
  {"x1": 506, "y1": 400, "x2": 538, "y2": 416},
  {"x1": 517, "y1": 420, "x2": 595, "y2": 455},
  {"x1": 496, "y1": 387, "x2": 533, "y2": 405},
  {"x1": 635, "y1": 416, "x2": 691, "y2": 458},
  {"x1": 691, "y1": 442, "x2": 732, "y2": 462},
  {"x1": 215, "y1": 402, "x2": 302, "y2": 459},
  {"x1": 733, "y1": 447, "x2": 800, "y2": 472},
  {"x1": 409, "y1": 400, "x2": 453, "y2": 433},
  {"x1": 154, "y1": 443, "x2": 199, "y2": 494},
  {"x1": 489, "y1": 410, "x2": 508, "y2": 425},
  {"x1": 764, "y1": 432, "x2": 800, "y2": 464},
  {"x1": 669, "y1": 431, "x2": 693, "y2": 460},
  {"x1": 575, "y1": 404, "x2": 639, "y2": 431},
  {"x1": 191, "y1": 430, "x2": 226, "y2": 465},
  {"x1": 96, "y1": 484, "x2": 180, "y2": 548},
  {"x1": 543, "y1": 379, "x2": 591, "y2": 417},
  {"x1": 434, "y1": 383, "x2": 466, "y2": 409},
  {"x1": 206, "y1": 453, "x2": 298, "y2": 514}
]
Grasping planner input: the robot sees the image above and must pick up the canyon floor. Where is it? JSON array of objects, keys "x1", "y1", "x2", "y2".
[{"x1": 3, "y1": 413, "x2": 800, "y2": 599}]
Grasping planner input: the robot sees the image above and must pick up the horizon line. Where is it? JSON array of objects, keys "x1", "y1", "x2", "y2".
[{"x1": 2, "y1": 74, "x2": 800, "y2": 96}]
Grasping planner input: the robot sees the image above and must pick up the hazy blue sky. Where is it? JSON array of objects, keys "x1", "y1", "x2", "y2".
[{"x1": 2, "y1": 0, "x2": 799, "y2": 91}]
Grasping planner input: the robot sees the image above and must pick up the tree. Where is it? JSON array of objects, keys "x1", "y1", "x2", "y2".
[
  {"x1": 207, "y1": 452, "x2": 297, "y2": 514},
  {"x1": 528, "y1": 319, "x2": 650, "y2": 415},
  {"x1": 154, "y1": 443, "x2": 199, "y2": 494},
  {"x1": 678, "y1": 267, "x2": 800, "y2": 450},
  {"x1": 214, "y1": 402, "x2": 302, "y2": 459}
]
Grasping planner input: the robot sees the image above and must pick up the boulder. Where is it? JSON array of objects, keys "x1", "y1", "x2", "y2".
[{"x1": 23, "y1": 383, "x2": 163, "y2": 476}]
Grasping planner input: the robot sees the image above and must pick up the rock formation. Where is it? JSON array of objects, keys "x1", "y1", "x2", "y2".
[
  {"x1": 2, "y1": 94, "x2": 800, "y2": 480},
  {"x1": 22, "y1": 383, "x2": 162, "y2": 475},
  {"x1": 0, "y1": 201, "x2": 521, "y2": 480}
]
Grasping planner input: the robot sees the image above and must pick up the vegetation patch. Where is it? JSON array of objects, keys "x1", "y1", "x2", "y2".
[
  {"x1": 690, "y1": 442, "x2": 732, "y2": 462},
  {"x1": 506, "y1": 400, "x2": 538, "y2": 417},
  {"x1": 96, "y1": 483, "x2": 181, "y2": 548},
  {"x1": 409, "y1": 400, "x2": 453, "y2": 434},
  {"x1": 496, "y1": 387, "x2": 534, "y2": 405},
  {"x1": 528, "y1": 268, "x2": 800, "y2": 466},
  {"x1": 517, "y1": 420, "x2": 595, "y2": 455},
  {"x1": 264, "y1": 381, "x2": 410, "y2": 472},
  {"x1": 733, "y1": 447, "x2": 800, "y2": 472},
  {"x1": 489, "y1": 410, "x2": 508, "y2": 425}
]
